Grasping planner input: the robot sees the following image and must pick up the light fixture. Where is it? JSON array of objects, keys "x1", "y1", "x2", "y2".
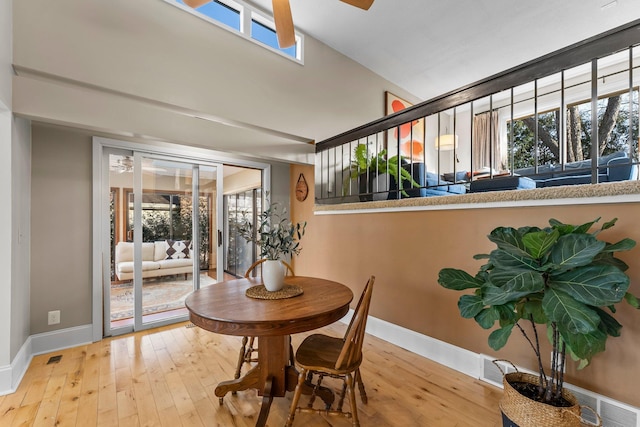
[
  {"x1": 111, "y1": 156, "x2": 134, "y2": 173},
  {"x1": 434, "y1": 134, "x2": 459, "y2": 151}
]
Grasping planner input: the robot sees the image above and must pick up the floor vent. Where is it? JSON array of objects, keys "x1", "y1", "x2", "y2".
[
  {"x1": 482, "y1": 357, "x2": 505, "y2": 387},
  {"x1": 567, "y1": 388, "x2": 599, "y2": 424},
  {"x1": 479, "y1": 354, "x2": 639, "y2": 427},
  {"x1": 600, "y1": 399, "x2": 638, "y2": 427},
  {"x1": 47, "y1": 355, "x2": 62, "y2": 364},
  {"x1": 185, "y1": 323, "x2": 197, "y2": 328}
]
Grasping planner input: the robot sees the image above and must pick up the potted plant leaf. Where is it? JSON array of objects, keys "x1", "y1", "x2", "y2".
[
  {"x1": 437, "y1": 217, "x2": 639, "y2": 426},
  {"x1": 237, "y1": 199, "x2": 306, "y2": 291},
  {"x1": 342, "y1": 144, "x2": 419, "y2": 201}
]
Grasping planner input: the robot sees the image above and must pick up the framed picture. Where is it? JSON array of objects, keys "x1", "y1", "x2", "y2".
[{"x1": 385, "y1": 92, "x2": 425, "y2": 161}]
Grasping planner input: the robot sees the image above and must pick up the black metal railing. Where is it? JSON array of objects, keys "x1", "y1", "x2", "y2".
[{"x1": 315, "y1": 20, "x2": 640, "y2": 205}]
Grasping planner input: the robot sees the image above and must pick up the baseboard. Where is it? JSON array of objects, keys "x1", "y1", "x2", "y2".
[
  {"x1": 343, "y1": 311, "x2": 640, "y2": 426},
  {"x1": 363, "y1": 312, "x2": 481, "y2": 378},
  {"x1": 0, "y1": 336, "x2": 33, "y2": 395},
  {"x1": 0, "y1": 324, "x2": 93, "y2": 396}
]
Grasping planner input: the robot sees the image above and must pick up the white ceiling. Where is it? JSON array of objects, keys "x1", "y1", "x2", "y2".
[{"x1": 249, "y1": 0, "x2": 640, "y2": 102}]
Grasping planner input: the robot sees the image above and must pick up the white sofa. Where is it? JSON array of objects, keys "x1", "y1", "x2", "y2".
[{"x1": 115, "y1": 241, "x2": 193, "y2": 281}]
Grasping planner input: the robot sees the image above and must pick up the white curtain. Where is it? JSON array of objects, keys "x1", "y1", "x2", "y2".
[{"x1": 472, "y1": 111, "x2": 506, "y2": 171}]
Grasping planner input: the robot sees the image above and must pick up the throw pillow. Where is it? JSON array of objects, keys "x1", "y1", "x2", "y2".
[{"x1": 165, "y1": 240, "x2": 190, "y2": 259}]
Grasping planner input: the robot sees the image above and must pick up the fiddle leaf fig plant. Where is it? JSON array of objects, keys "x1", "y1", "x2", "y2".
[
  {"x1": 342, "y1": 144, "x2": 419, "y2": 197},
  {"x1": 438, "y1": 217, "x2": 639, "y2": 405}
]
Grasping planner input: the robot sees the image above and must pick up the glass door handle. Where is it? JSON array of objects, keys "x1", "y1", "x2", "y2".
[{"x1": 218, "y1": 230, "x2": 222, "y2": 247}]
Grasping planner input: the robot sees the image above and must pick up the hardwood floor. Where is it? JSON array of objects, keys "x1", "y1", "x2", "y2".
[{"x1": 0, "y1": 322, "x2": 503, "y2": 426}]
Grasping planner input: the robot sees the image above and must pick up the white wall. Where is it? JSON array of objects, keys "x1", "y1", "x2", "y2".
[
  {"x1": 0, "y1": 0, "x2": 11, "y2": 110},
  {"x1": 1, "y1": 0, "x2": 31, "y2": 369},
  {"x1": 0, "y1": 108, "x2": 10, "y2": 368},
  {"x1": 11, "y1": 117, "x2": 31, "y2": 360},
  {"x1": 0, "y1": 0, "x2": 13, "y2": 368},
  {"x1": 11, "y1": 0, "x2": 417, "y2": 164}
]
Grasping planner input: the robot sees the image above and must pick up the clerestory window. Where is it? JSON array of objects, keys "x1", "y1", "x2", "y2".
[
  {"x1": 251, "y1": 16, "x2": 298, "y2": 58},
  {"x1": 168, "y1": 0, "x2": 302, "y2": 61}
]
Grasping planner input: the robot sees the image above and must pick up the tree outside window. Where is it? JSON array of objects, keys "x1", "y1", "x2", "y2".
[
  {"x1": 508, "y1": 90, "x2": 639, "y2": 170},
  {"x1": 126, "y1": 192, "x2": 212, "y2": 271}
]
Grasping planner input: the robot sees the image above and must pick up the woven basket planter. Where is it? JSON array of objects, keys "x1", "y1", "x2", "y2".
[
  {"x1": 501, "y1": 371, "x2": 581, "y2": 426},
  {"x1": 495, "y1": 361, "x2": 601, "y2": 427}
]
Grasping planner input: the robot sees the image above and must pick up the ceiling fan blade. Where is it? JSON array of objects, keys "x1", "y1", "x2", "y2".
[
  {"x1": 272, "y1": 0, "x2": 295, "y2": 48},
  {"x1": 183, "y1": 0, "x2": 210, "y2": 8},
  {"x1": 339, "y1": 0, "x2": 374, "y2": 10}
]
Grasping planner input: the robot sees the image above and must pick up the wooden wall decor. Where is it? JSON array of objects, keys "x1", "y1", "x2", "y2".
[{"x1": 295, "y1": 173, "x2": 308, "y2": 201}]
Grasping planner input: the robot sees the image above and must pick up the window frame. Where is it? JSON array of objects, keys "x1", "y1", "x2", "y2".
[{"x1": 164, "y1": 0, "x2": 304, "y2": 64}]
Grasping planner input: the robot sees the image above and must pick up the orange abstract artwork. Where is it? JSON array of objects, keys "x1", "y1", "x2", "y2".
[{"x1": 385, "y1": 92, "x2": 424, "y2": 160}]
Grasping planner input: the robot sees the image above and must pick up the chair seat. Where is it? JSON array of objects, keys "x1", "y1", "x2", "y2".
[
  {"x1": 296, "y1": 334, "x2": 360, "y2": 374},
  {"x1": 286, "y1": 276, "x2": 374, "y2": 427}
]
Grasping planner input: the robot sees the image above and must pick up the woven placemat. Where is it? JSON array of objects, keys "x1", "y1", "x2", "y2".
[{"x1": 246, "y1": 284, "x2": 303, "y2": 300}]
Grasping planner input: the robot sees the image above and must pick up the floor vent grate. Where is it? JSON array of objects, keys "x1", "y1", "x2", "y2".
[{"x1": 47, "y1": 355, "x2": 62, "y2": 364}]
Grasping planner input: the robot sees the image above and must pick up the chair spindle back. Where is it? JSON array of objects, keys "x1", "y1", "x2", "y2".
[{"x1": 335, "y1": 276, "x2": 374, "y2": 371}]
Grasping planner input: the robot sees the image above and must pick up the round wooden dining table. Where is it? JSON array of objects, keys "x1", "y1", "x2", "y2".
[{"x1": 185, "y1": 275, "x2": 353, "y2": 427}]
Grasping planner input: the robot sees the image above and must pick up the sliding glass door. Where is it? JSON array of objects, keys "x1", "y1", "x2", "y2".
[
  {"x1": 224, "y1": 189, "x2": 262, "y2": 277},
  {"x1": 106, "y1": 150, "x2": 222, "y2": 334}
]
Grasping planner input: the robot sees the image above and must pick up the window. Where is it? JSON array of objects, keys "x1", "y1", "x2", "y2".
[
  {"x1": 509, "y1": 110, "x2": 561, "y2": 169},
  {"x1": 568, "y1": 90, "x2": 639, "y2": 161},
  {"x1": 224, "y1": 188, "x2": 262, "y2": 277},
  {"x1": 124, "y1": 190, "x2": 213, "y2": 271},
  {"x1": 507, "y1": 89, "x2": 639, "y2": 174},
  {"x1": 251, "y1": 17, "x2": 297, "y2": 58},
  {"x1": 169, "y1": 0, "x2": 302, "y2": 61},
  {"x1": 182, "y1": 0, "x2": 242, "y2": 30}
]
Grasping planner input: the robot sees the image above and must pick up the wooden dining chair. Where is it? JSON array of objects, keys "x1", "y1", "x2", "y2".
[
  {"x1": 285, "y1": 276, "x2": 374, "y2": 427},
  {"x1": 234, "y1": 259, "x2": 295, "y2": 380}
]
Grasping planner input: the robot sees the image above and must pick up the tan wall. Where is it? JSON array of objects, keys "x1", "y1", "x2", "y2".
[{"x1": 291, "y1": 164, "x2": 640, "y2": 407}]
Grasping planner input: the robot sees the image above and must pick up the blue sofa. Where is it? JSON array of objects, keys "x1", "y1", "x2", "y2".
[
  {"x1": 469, "y1": 151, "x2": 637, "y2": 192},
  {"x1": 469, "y1": 175, "x2": 536, "y2": 193},
  {"x1": 389, "y1": 163, "x2": 467, "y2": 198}
]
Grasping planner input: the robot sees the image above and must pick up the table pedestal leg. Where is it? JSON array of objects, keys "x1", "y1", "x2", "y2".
[
  {"x1": 215, "y1": 336, "x2": 289, "y2": 427},
  {"x1": 256, "y1": 377, "x2": 274, "y2": 427},
  {"x1": 215, "y1": 365, "x2": 260, "y2": 403},
  {"x1": 214, "y1": 335, "x2": 333, "y2": 426}
]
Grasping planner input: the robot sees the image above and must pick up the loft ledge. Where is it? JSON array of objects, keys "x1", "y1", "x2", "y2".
[{"x1": 315, "y1": 180, "x2": 640, "y2": 212}]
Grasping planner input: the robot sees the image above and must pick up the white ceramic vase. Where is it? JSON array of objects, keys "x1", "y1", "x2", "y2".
[{"x1": 262, "y1": 260, "x2": 285, "y2": 291}]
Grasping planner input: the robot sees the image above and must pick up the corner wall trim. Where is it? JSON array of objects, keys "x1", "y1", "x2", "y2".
[
  {"x1": 0, "y1": 335, "x2": 33, "y2": 395},
  {"x1": 0, "y1": 324, "x2": 93, "y2": 396}
]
